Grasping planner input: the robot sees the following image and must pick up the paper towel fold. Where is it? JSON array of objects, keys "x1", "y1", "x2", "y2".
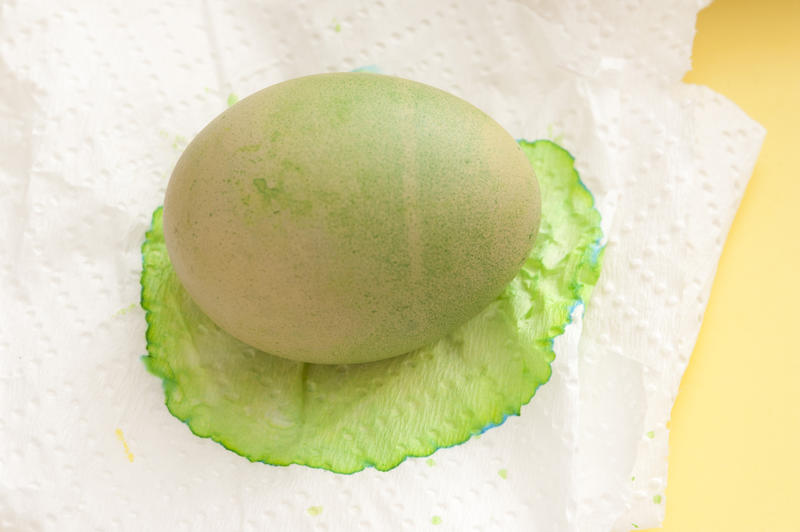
[{"x1": 0, "y1": 1, "x2": 764, "y2": 531}]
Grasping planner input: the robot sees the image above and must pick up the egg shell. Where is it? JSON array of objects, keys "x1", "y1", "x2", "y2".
[{"x1": 163, "y1": 73, "x2": 540, "y2": 364}]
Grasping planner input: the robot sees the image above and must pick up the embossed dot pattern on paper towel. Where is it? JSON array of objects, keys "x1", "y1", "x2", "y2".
[{"x1": 0, "y1": 0, "x2": 764, "y2": 531}]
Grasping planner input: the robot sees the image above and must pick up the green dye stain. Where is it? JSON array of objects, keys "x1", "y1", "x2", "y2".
[
  {"x1": 431, "y1": 516, "x2": 442, "y2": 525},
  {"x1": 646, "y1": 431, "x2": 655, "y2": 439},
  {"x1": 113, "y1": 303, "x2": 138, "y2": 318},
  {"x1": 653, "y1": 494, "x2": 662, "y2": 504},
  {"x1": 332, "y1": 18, "x2": 341, "y2": 32},
  {"x1": 227, "y1": 93, "x2": 239, "y2": 107},
  {"x1": 307, "y1": 506, "x2": 323, "y2": 516},
  {"x1": 546, "y1": 124, "x2": 564, "y2": 145},
  {"x1": 140, "y1": 140, "x2": 606, "y2": 474},
  {"x1": 632, "y1": 524, "x2": 639, "y2": 529},
  {"x1": 426, "y1": 458, "x2": 435, "y2": 467},
  {"x1": 236, "y1": 144, "x2": 261, "y2": 153},
  {"x1": 631, "y1": 476, "x2": 636, "y2": 481},
  {"x1": 498, "y1": 469, "x2": 508, "y2": 479},
  {"x1": 172, "y1": 135, "x2": 187, "y2": 150},
  {"x1": 252, "y1": 178, "x2": 269, "y2": 194}
]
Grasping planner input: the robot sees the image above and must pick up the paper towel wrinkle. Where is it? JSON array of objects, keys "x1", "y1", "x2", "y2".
[{"x1": 0, "y1": 0, "x2": 764, "y2": 531}]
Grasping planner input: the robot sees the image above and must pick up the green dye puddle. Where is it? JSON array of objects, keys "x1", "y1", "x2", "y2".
[{"x1": 141, "y1": 140, "x2": 604, "y2": 473}]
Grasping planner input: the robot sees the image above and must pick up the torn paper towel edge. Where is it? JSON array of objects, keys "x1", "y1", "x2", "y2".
[
  {"x1": 583, "y1": 83, "x2": 764, "y2": 531},
  {"x1": 610, "y1": 85, "x2": 765, "y2": 531}
]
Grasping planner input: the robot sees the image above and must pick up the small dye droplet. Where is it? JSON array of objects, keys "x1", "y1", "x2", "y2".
[
  {"x1": 431, "y1": 516, "x2": 442, "y2": 525},
  {"x1": 115, "y1": 428, "x2": 134, "y2": 462},
  {"x1": 498, "y1": 469, "x2": 508, "y2": 479},
  {"x1": 307, "y1": 506, "x2": 323, "y2": 517},
  {"x1": 113, "y1": 303, "x2": 138, "y2": 318}
]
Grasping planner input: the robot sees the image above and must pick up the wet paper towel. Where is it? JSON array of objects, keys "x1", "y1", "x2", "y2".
[{"x1": 0, "y1": 0, "x2": 764, "y2": 530}]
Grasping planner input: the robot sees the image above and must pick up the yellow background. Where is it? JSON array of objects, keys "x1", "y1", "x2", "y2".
[{"x1": 647, "y1": 0, "x2": 800, "y2": 530}]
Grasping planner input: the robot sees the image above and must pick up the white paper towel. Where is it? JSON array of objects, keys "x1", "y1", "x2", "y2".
[{"x1": 0, "y1": 1, "x2": 765, "y2": 531}]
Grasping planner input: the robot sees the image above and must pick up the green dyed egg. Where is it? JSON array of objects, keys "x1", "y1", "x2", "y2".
[{"x1": 163, "y1": 73, "x2": 540, "y2": 364}]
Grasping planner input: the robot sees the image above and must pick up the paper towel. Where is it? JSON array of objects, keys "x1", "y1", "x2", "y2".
[{"x1": 0, "y1": 0, "x2": 764, "y2": 531}]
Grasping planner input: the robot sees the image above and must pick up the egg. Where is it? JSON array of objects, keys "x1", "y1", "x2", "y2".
[{"x1": 163, "y1": 73, "x2": 540, "y2": 365}]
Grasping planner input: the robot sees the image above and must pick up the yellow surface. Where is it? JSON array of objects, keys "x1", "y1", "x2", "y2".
[{"x1": 647, "y1": 0, "x2": 800, "y2": 530}]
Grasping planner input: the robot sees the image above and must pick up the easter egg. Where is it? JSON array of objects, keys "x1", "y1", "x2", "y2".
[{"x1": 163, "y1": 73, "x2": 540, "y2": 364}]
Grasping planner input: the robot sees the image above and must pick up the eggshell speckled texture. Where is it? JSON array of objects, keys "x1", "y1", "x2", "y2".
[{"x1": 163, "y1": 73, "x2": 541, "y2": 364}]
